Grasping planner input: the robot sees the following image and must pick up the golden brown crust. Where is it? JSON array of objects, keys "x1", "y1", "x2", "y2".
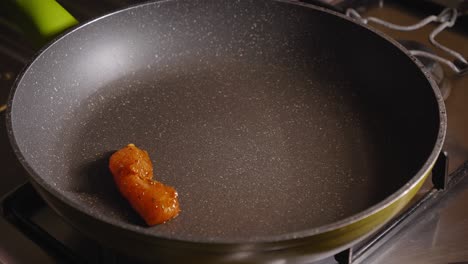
[{"x1": 109, "y1": 144, "x2": 180, "y2": 226}]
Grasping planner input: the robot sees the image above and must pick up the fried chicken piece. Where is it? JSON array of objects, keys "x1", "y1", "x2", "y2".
[{"x1": 109, "y1": 144, "x2": 180, "y2": 226}]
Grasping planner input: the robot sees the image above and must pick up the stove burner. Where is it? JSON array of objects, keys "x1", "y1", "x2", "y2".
[
  {"x1": 399, "y1": 40, "x2": 451, "y2": 100},
  {"x1": 346, "y1": 7, "x2": 468, "y2": 77}
]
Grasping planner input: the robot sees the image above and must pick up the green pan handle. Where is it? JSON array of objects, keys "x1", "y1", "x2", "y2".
[{"x1": 3, "y1": 0, "x2": 78, "y2": 46}]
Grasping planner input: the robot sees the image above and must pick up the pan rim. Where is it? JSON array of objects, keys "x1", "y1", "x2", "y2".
[{"x1": 6, "y1": 0, "x2": 447, "y2": 245}]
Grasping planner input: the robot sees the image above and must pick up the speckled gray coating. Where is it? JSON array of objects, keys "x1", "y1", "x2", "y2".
[{"x1": 8, "y1": 0, "x2": 442, "y2": 247}]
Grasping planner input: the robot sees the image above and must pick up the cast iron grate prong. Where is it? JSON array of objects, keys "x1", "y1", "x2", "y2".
[
  {"x1": 334, "y1": 152, "x2": 466, "y2": 264},
  {"x1": 1, "y1": 184, "x2": 89, "y2": 264}
]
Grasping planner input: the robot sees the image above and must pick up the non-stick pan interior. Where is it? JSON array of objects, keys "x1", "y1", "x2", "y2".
[{"x1": 9, "y1": 0, "x2": 441, "y2": 242}]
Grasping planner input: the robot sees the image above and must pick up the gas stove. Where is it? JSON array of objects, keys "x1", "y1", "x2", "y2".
[{"x1": 0, "y1": 1, "x2": 467, "y2": 263}]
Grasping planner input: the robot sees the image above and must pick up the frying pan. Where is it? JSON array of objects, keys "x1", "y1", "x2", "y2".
[{"x1": 5, "y1": 0, "x2": 445, "y2": 263}]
